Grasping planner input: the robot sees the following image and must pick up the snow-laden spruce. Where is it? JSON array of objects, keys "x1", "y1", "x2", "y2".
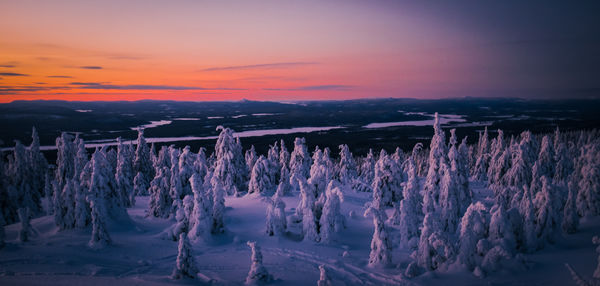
[
  {"x1": 115, "y1": 137, "x2": 135, "y2": 207},
  {"x1": 472, "y1": 127, "x2": 489, "y2": 182},
  {"x1": 397, "y1": 156, "x2": 422, "y2": 249},
  {"x1": 133, "y1": 172, "x2": 148, "y2": 196},
  {"x1": 188, "y1": 173, "x2": 212, "y2": 242},
  {"x1": 245, "y1": 241, "x2": 273, "y2": 285},
  {"x1": 172, "y1": 233, "x2": 198, "y2": 279},
  {"x1": 213, "y1": 126, "x2": 247, "y2": 196},
  {"x1": 319, "y1": 180, "x2": 345, "y2": 243},
  {"x1": 364, "y1": 206, "x2": 392, "y2": 267},
  {"x1": 148, "y1": 166, "x2": 172, "y2": 218},
  {"x1": 422, "y1": 113, "x2": 446, "y2": 214},
  {"x1": 134, "y1": 129, "x2": 154, "y2": 187},
  {"x1": 289, "y1": 137, "x2": 311, "y2": 193},
  {"x1": 371, "y1": 150, "x2": 403, "y2": 211},
  {"x1": 248, "y1": 155, "x2": 273, "y2": 195},
  {"x1": 17, "y1": 208, "x2": 37, "y2": 242},
  {"x1": 265, "y1": 193, "x2": 287, "y2": 236},
  {"x1": 457, "y1": 202, "x2": 489, "y2": 271},
  {"x1": 337, "y1": 144, "x2": 358, "y2": 185}
]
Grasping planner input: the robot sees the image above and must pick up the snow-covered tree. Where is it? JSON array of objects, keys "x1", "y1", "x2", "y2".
[
  {"x1": 289, "y1": 137, "x2": 311, "y2": 192},
  {"x1": 398, "y1": 158, "x2": 422, "y2": 249},
  {"x1": 17, "y1": 208, "x2": 37, "y2": 242},
  {"x1": 245, "y1": 145, "x2": 258, "y2": 173},
  {"x1": 170, "y1": 147, "x2": 184, "y2": 206},
  {"x1": 295, "y1": 175, "x2": 316, "y2": 218},
  {"x1": 245, "y1": 241, "x2": 273, "y2": 285},
  {"x1": 504, "y1": 131, "x2": 536, "y2": 189},
  {"x1": 530, "y1": 135, "x2": 555, "y2": 194},
  {"x1": 265, "y1": 194, "x2": 287, "y2": 236},
  {"x1": 302, "y1": 204, "x2": 320, "y2": 242},
  {"x1": 488, "y1": 204, "x2": 516, "y2": 254},
  {"x1": 55, "y1": 132, "x2": 76, "y2": 192},
  {"x1": 472, "y1": 127, "x2": 489, "y2": 182},
  {"x1": 88, "y1": 197, "x2": 111, "y2": 249},
  {"x1": 337, "y1": 144, "x2": 358, "y2": 185},
  {"x1": 248, "y1": 156, "x2": 273, "y2": 195},
  {"x1": 211, "y1": 175, "x2": 226, "y2": 234},
  {"x1": 519, "y1": 185, "x2": 538, "y2": 252},
  {"x1": 534, "y1": 176, "x2": 560, "y2": 247},
  {"x1": 423, "y1": 113, "x2": 446, "y2": 214},
  {"x1": 134, "y1": 129, "x2": 154, "y2": 186},
  {"x1": 58, "y1": 178, "x2": 76, "y2": 229},
  {"x1": 359, "y1": 149, "x2": 376, "y2": 186},
  {"x1": 487, "y1": 130, "x2": 510, "y2": 186},
  {"x1": 371, "y1": 150, "x2": 402, "y2": 211},
  {"x1": 562, "y1": 181, "x2": 579, "y2": 234},
  {"x1": 74, "y1": 178, "x2": 90, "y2": 228},
  {"x1": 319, "y1": 180, "x2": 345, "y2": 243},
  {"x1": 317, "y1": 265, "x2": 332, "y2": 286},
  {"x1": 365, "y1": 206, "x2": 392, "y2": 267},
  {"x1": 279, "y1": 139, "x2": 290, "y2": 169},
  {"x1": 576, "y1": 144, "x2": 600, "y2": 217},
  {"x1": 179, "y1": 146, "x2": 196, "y2": 197},
  {"x1": 28, "y1": 127, "x2": 48, "y2": 200},
  {"x1": 439, "y1": 163, "x2": 461, "y2": 233},
  {"x1": 172, "y1": 233, "x2": 198, "y2": 279},
  {"x1": 308, "y1": 147, "x2": 331, "y2": 200},
  {"x1": 456, "y1": 136, "x2": 473, "y2": 214},
  {"x1": 188, "y1": 173, "x2": 212, "y2": 242},
  {"x1": 213, "y1": 126, "x2": 247, "y2": 196},
  {"x1": 457, "y1": 202, "x2": 489, "y2": 271},
  {"x1": 133, "y1": 172, "x2": 149, "y2": 196},
  {"x1": 148, "y1": 167, "x2": 172, "y2": 218},
  {"x1": 275, "y1": 165, "x2": 291, "y2": 197},
  {"x1": 266, "y1": 142, "x2": 281, "y2": 184},
  {"x1": 10, "y1": 141, "x2": 41, "y2": 214},
  {"x1": 115, "y1": 138, "x2": 135, "y2": 207},
  {"x1": 93, "y1": 148, "x2": 126, "y2": 219},
  {"x1": 553, "y1": 140, "x2": 573, "y2": 184}
]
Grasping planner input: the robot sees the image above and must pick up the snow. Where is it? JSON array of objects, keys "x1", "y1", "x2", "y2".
[
  {"x1": 75, "y1": 109, "x2": 92, "y2": 113},
  {"x1": 130, "y1": 120, "x2": 172, "y2": 130},
  {"x1": 252, "y1": 113, "x2": 280, "y2": 117},
  {"x1": 0, "y1": 186, "x2": 597, "y2": 285},
  {"x1": 364, "y1": 114, "x2": 466, "y2": 128},
  {"x1": 171, "y1": 118, "x2": 201, "y2": 121},
  {"x1": 8, "y1": 126, "x2": 346, "y2": 152}
]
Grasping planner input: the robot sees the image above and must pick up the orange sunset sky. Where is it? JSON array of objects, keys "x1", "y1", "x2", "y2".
[{"x1": 1, "y1": 0, "x2": 598, "y2": 102}]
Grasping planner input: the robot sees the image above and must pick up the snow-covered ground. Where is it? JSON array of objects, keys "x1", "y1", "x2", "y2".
[{"x1": 1, "y1": 185, "x2": 598, "y2": 285}]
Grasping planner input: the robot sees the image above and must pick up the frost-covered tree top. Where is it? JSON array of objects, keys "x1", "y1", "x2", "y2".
[
  {"x1": 134, "y1": 129, "x2": 154, "y2": 184},
  {"x1": 248, "y1": 155, "x2": 273, "y2": 195},
  {"x1": 214, "y1": 126, "x2": 247, "y2": 196},
  {"x1": 290, "y1": 137, "x2": 311, "y2": 179},
  {"x1": 337, "y1": 144, "x2": 358, "y2": 184}
]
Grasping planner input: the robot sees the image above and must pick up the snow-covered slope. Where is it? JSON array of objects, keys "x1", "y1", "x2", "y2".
[{"x1": 1, "y1": 191, "x2": 598, "y2": 286}]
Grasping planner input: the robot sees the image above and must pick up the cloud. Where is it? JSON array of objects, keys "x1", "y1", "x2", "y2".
[
  {"x1": 201, "y1": 62, "x2": 317, "y2": 72},
  {"x1": 0, "y1": 64, "x2": 16, "y2": 68},
  {"x1": 0, "y1": 85, "x2": 55, "y2": 94},
  {"x1": 79, "y1": 66, "x2": 103, "y2": 69},
  {"x1": 107, "y1": 55, "x2": 146, "y2": 60},
  {"x1": 264, "y1": 85, "x2": 353, "y2": 91},
  {"x1": 71, "y1": 83, "x2": 244, "y2": 91},
  {"x1": 0, "y1": 72, "x2": 29, "y2": 76},
  {"x1": 47, "y1": 75, "x2": 73, "y2": 78}
]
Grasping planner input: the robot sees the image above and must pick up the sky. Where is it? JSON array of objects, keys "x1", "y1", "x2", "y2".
[{"x1": 0, "y1": 0, "x2": 599, "y2": 102}]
